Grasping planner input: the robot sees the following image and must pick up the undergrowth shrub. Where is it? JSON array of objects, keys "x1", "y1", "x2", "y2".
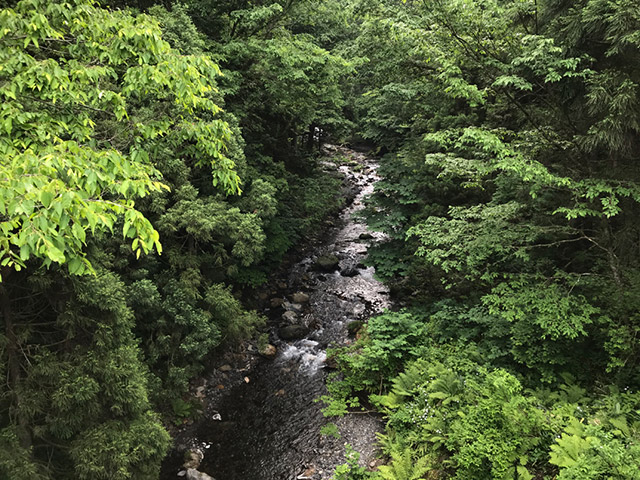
[{"x1": 323, "y1": 314, "x2": 640, "y2": 479}]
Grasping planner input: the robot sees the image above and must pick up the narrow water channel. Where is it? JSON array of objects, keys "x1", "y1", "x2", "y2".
[{"x1": 162, "y1": 147, "x2": 389, "y2": 480}]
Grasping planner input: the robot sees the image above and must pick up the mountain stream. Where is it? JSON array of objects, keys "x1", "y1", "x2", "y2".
[{"x1": 161, "y1": 146, "x2": 389, "y2": 480}]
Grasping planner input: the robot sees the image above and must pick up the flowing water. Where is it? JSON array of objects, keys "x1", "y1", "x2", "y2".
[{"x1": 162, "y1": 147, "x2": 389, "y2": 480}]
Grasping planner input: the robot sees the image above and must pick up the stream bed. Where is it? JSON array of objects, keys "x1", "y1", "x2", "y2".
[{"x1": 161, "y1": 146, "x2": 389, "y2": 480}]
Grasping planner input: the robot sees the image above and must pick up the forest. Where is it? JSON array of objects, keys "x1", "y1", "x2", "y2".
[{"x1": 1, "y1": 0, "x2": 639, "y2": 478}]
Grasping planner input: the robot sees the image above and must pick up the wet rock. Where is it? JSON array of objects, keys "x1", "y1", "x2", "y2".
[
  {"x1": 291, "y1": 292, "x2": 310, "y2": 304},
  {"x1": 359, "y1": 232, "x2": 373, "y2": 240},
  {"x1": 259, "y1": 343, "x2": 277, "y2": 359},
  {"x1": 315, "y1": 254, "x2": 340, "y2": 272},
  {"x1": 283, "y1": 302, "x2": 304, "y2": 313},
  {"x1": 282, "y1": 310, "x2": 298, "y2": 324},
  {"x1": 270, "y1": 297, "x2": 285, "y2": 308},
  {"x1": 279, "y1": 325, "x2": 310, "y2": 340},
  {"x1": 339, "y1": 256, "x2": 361, "y2": 277},
  {"x1": 183, "y1": 450, "x2": 203, "y2": 470},
  {"x1": 340, "y1": 266, "x2": 359, "y2": 278},
  {"x1": 307, "y1": 315, "x2": 321, "y2": 329},
  {"x1": 352, "y1": 303, "x2": 366, "y2": 316},
  {"x1": 185, "y1": 468, "x2": 215, "y2": 480}
]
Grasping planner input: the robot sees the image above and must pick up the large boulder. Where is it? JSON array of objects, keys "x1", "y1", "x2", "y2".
[
  {"x1": 291, "y1": 292, "x2": 310, "y2": 304},
  {"x1": 279, "y1": 325, "x2": 310, "y2": 340},
  {"x1": 185, "y1": 469, "x2": 215, "y2": 480}
]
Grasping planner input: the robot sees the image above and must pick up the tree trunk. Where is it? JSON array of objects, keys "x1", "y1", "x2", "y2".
[{"x1": 1, "y1": 279, "x2": 32, "y2": 449}]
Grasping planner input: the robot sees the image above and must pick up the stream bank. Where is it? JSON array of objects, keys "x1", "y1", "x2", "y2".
[{"x1": 161, "y1": 145, "x2": 390, "y2": 480}]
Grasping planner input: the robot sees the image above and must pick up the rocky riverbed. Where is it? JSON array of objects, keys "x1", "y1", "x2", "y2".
[{"x1": 161, "y1": 145, "x2": 390, "y2": 480}]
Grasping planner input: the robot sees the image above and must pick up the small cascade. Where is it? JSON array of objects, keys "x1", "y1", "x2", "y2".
[{"x1": 278, "y1": 340, "x2": 327, "y2": 375}]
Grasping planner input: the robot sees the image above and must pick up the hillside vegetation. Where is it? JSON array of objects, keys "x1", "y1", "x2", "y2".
[{"x1": 1, "y1": 0, "x2": 640, "y2": 479}]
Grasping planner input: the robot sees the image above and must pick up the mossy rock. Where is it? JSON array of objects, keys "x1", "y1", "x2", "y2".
[
  {"x1": 315, "y1": 254, "x2": 340, "y2": 272},
  {"x1": 279, "y1": 325, "x2": 310, "y2": 340},
  {"x1": 347, "y1": 321, "x2": 364, "y2": 336}
]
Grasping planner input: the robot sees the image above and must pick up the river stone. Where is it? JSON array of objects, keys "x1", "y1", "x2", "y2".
[
  {"x1": 194, "y1": 386, "x2": 206, "y2": 399},
  {"x1": 282, "y1": 310, "x2": 298, "y2": 323},
  {"x1": 270, "y1": 297, "x2": 285, "y2": 308},
  {"x1": 315, "y1": 254, "x2": 340, "y2": 272},
  {"x1": 185, "y1": 469, "x2": 215, "y2": 480},
  {"x1": 259, "y1": 343, "x2": 277, "y2": 359},
  {"x1": 340, "y1": 266, "x2": 359, "y2": 277},
  {"x1": 283, "y1": 301, "x2": 304, "y2": 313},
  {"x1": 279, "y1": 325, "x2": 309, "y2": 340},
  {"x1": 291, "y1": 292, "x2": 310, "y2": 304},
  {"x1": 298, "y1": 466, "x2": 316, "y2": 479}
]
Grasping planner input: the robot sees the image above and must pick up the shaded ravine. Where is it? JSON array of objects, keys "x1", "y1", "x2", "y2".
[{"x1": 162, "y1": 146, "x2": 389, "y2": 480}]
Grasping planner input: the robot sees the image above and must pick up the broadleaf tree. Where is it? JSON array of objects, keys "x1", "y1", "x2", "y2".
[{"x1": 0, "y1": 0, "x2": 240, "y2": 477}]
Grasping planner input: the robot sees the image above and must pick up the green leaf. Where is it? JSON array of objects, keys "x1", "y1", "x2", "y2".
[
  {"x1": 46, "y1": 246, "x2": 65, "y2": 264},
  {"x1": 40, "y1": 190, "x2": 54, "y2": 208},
  {"x1": 19, "y1": 244, "x2": 30, "y2": 262}
]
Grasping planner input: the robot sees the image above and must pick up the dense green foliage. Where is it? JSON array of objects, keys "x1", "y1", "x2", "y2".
[
  {"x1": 320, "y1": 0, "x2": 640, "y2": 478},
  {"x1": 3, "y1": 0, "x2": 640, "y2": 477},
  {"x1": 0, "y1": 0, "x2": 349, "y2": 477}
]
